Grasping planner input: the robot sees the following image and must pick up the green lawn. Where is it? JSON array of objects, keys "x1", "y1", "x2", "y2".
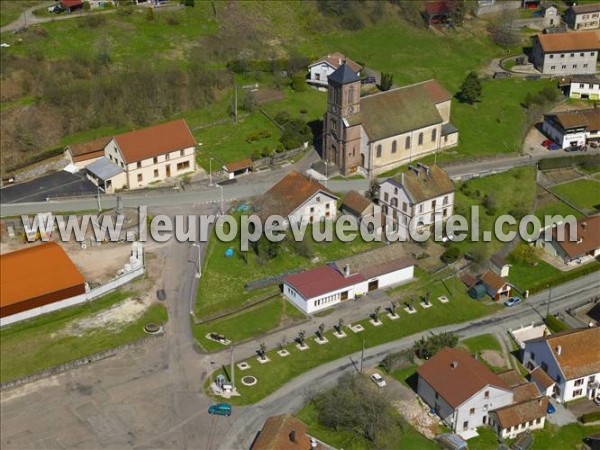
[
  {"x1": 0, "y1": 0, "x2": 45, "y2": 28},
  {"x1": 461, "y1": 333, "x2": 502, "y2": 355},
  {"x1": 452, "y1": 166, "x2": 537, "y2": 255},
  {"x1": 192, "y1": 297, "x2": 306, "y2": 352},
  {"x1": 207, "y1": 276, "x2": 501, "y2": 405},
  {"x1": 196, "y1": 220, "x2": 381, "y2": 318},
  {"x1": 467, "y1": 426, "x2": 502, "y2": 450},
  {"x1": 390, "y1": 364, "x2": 418, "y2": 389},
  {"x1": 0, "y1": 291, "x2": 168, "y2": 383},
  {"x1": 532, "y1": 423, "x2": 600, "y2": 449},
  {"x1": 535, "y1": 198, "x2": 584, "y2": 222},
  {"x1": 509, "y1": 259, "x2": 600, "y2": 293},
  {"x1": 295, "y1": 401, "x2": 438, "y2": 450},
  {"x1": 550, "y1": 179, "x2": 600, "y2": 213}
]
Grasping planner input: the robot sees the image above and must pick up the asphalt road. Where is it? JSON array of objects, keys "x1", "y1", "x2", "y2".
[
  {"x1": 1, "y1": 266, "x2": 598, "y2": 449},
  {"x1": 0, "y1": 153, "x2": 547, "y2": 217}
]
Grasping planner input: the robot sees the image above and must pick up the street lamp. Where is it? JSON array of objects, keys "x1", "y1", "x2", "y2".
[
  {"x1": 96, "y1": 182, "x2": 102, "y2": 212},
  {"x1": 192, "y1": 243, "x2": 201, "y2": 279}
]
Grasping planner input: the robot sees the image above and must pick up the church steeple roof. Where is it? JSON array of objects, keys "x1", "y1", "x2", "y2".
[{"x1": 328, "y1": 62, "x2": 360, "y2": 85}]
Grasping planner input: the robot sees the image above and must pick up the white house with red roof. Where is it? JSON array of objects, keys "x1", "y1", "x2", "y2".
[
  {"x1": 522, "y1": 327, "x2": 600, "y2": 403},
  {"x1": 282, "y1": 257, "x2": 414, "y2": 314}
]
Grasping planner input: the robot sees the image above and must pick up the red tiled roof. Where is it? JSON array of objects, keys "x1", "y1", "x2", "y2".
[
  {"x1": 530, "y1": 327, "x2": 600, "y2": 379},
  {"x1": 513, "y1": 382, "x2": 541, "y2": 403},
  {"x1": 553, "y1": 216, "x2": 600, "y2": 260},
  {"x1": 460, "y1": 273, "x2": 478, "y2": 288},
  {"x1": 480, "y1": 270, "x2": 509, "y2": 293},
  {"x1": 492, "y1": 397, "x2": 548, "y2": 430},
  {"x1": 224, "y1": 158, "x2": 253, "y2": 173},
  {"x1": 535, "y1": 31, "x2": 600, "y2": 53},
  {"x1": 497, "y1": 369, "x2": 527, "y2": 388},
  {"x1": 309, "y1": 52, "x2": 362, "y2": 74},
  {"x1": 61, "y1": 0, "x2": 83, "y2": 7},
  {"x1": 417, "y1": 347, "x2": 510, "y2": 408},
  {"x1": 114, "y1": 119, "x2": 196, "y2": 163},
  {"x1": 251, "y1": 414, "x2": 315, "y2": 450},
  {"x1": 530, "y1": 367, "x2": 555, "y2": 389},
  {"x1": 0, "y1": 242, "x2": 85, "y2": 310},
  {"x1": 284, "y1": 265, "x2": 364, "y2": 299},
  {"x1": 67, "y1": 136, "x2": 111, "y2": 158},
  {"x1": 257, "y1": 171, "x2": 337, "y2": 220},
  {"x1": 341, "y1": 190, "x2": 372, "y2": 217}
]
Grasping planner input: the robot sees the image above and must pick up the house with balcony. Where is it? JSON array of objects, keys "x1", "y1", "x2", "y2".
[
  {"x1": 565, "y1": 3, "x2": 600, "y2": 30},
  {"x1": 542, "y1": 108, "x2": 600, "y2": 149},
  {"x1": 531, "y1": 32, "x2": 600, "y2": 76},
  {"x1": 378, "y1": 164, "x2": 454, "y2": 239},
  {"x1": 522, "y1": 327, "x2": 600, "y2": 403}
]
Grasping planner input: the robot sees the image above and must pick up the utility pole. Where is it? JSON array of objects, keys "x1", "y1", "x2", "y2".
[
  {"x1": 360, "y1": 338, "x2": 365, "y2": 373},
  {"x1": 209, "y1": 157, "x2": 213, "y2": 186},
  {"x1": 230, "y1": 346, "x2": 235, "y2": 390},
  {"x1": 96, "y1": 183, "x2": 102, "y2": 212},
  {"x1": 234, "y1": 84, "x2": 238, "y2": 124},
  {"x1": 546, "y1": 285, "x2": 552, "y2": 318}
]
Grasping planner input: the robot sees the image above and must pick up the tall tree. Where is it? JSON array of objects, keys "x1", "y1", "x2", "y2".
[
  {"x1": 380, "y1": 72, "x2": 394, "y2": 91},
  {"x1": 459, "y1": 71, "x2": 482, "y2": 104}
]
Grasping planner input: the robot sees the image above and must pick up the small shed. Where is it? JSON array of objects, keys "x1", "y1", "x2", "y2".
[
  {"x1": 223, "y1": 159, "x2": 253, "y2": 180},
  {"x1": 468, "y1": 284, "x2": 487, "y2": 300}
]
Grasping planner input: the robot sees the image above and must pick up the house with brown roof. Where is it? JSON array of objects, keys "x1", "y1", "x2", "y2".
[
  {"x1": 418, "y1": 348, "x2": 549, "y2": 439},
  {"x1": 340, "y1": 190, "x2": 382, "y2": 236},
  {"x1": 0, "y1": 242, "x2": 86, "y2": 324},
  {"x1": 307, "y1": 52, "x2": 362, "y2": 86},
  {"x1": 65, "y1": 136, "x2": 111, "y2": 169},
  {"x1": 379, "y1": 164, "x2": 454, "y2": 239},
  {"x1": 523, "y1": 327, "x2": 600, "y2": 403},
  {"x1": 255, "y1": 170, "x2": 338, "y2": 227},
  {"x1": 565, "y1": 3, "x2": 600, "y2": 31},
  {"x1": 478, "y1": 270, "x2": 512, "y2": 301},
  {"x1": 542, "y1": 108, "x2": 600, "y2": 149},
  {"x1": 282, "y1": 253, "x2": 414, "y2": 314},
  {"x1": 416, "y1": 347, "x2": 514, "y2": 437},
  {"x1": 251, "y1": 414, "x2": 324, "y2": 450},
  {"x1": 540, "y1": 216, "x2": 600, "y2": 264},
  {"x1": 322, "y1": 63, "x2": 459, "y2": 176},
  {"x1": 102, "y1": 119, "x2": 196, "y2": 189},
  {"x1": 531, "y1": 31, "x2": 600, "y2": 75}
]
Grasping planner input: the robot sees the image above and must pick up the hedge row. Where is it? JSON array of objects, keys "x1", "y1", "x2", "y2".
[
  {"x1": 528, "y1": 261, "x2": 600, "y2": 294},
  {"x1": 581, "y1": 411, "x2": 600, "y2": 424},
  {"x1": 6, "y1": 146, "x2": 65, "y2": 173},
  {"x1": 545, "y1": 314, "x2": 570, "y2": 333},
  {"x1": 538, "y1": 155, "x2": 600, "y2": 171}
]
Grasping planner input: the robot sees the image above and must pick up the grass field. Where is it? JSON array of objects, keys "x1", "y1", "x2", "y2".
[
  {"x1": 0, "y1": 0, "x2": 45, "y2": 28},
  {"x1": 296, "y1": 401, "x2": 437, "y2": 450},
  {"x1": 195, "y1": 219, "x2": 380, "y2": 318},
  {"x1": 192, "y1": 297, "x2": 306, "y2": 352},
  {"x1": 509, "y1": 259, "x2": 600, "y2": 293},
  {"x1": 461, "y1": 333, "x2": 502, "y2": 355},
  {"x1": 206, "y1": 275, "x2": 501, "y2": 405},
  {"x1": 0, "y1": 291, "x2": 168, "y2": 383},
  {"x1": 452, "y1": 166, "x2": 537, "y2": 255},
  {"x1": 550, "y1": 179, "x2": 600, "y2": 213}
]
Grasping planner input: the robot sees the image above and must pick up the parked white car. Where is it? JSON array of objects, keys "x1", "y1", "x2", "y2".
[{"x1": 370, "y1": 372, "x2": 387, "y2": 388}]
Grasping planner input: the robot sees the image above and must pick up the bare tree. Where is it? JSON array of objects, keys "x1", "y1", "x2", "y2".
[{"x1": 318, "y1": 323, "x2": 326, "y2": 341}]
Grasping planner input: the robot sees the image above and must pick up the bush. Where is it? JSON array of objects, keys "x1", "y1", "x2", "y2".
[
  {"x1": 251, "y1": 149, "x2": 262, "y2": 161},
  {"x1": 581, "y1": 411, "x2": 600, "y2": 423},
  {"x1": 381, "y1": 350, "x2": 414, "y2": 373},
  {"x1": 280, "y1": 118, "x2": 311, "y2": 149},
  {"x1": 538, "y1": 155, "x2": 600, "y2": 171},
  {"x1": 545, "y1": 314, "x2": 570, "y2": 333},
  {"x1": 441, "y1": 246, "x2": 461, "y2": 264},
  {"x1": 245, "y1": 129, "x2": 272, "y2": 143},
  {"x1": 165, "y1": 14, "x2": 180, "y2": 26},
  {"x1": 274, "y1": 110, "x2": 291, "y2": 126},
  {"x1": 510, "y1": 243, "x2": 539, "y2": 266},
  {"x1": 290, "y1": 72, "x2": 307, "y2": 92}
]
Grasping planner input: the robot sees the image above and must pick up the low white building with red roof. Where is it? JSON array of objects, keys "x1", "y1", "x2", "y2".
[{"x1": 282, "y1": 257, "x2": 414, "y2": 314}]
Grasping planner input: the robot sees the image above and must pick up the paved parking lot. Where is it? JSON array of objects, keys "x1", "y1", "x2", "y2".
[{"x1": 0, "y1": 172, "x2": 97, "y2": 204}]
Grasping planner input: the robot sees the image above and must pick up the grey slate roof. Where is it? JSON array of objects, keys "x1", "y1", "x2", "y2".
[
  {"x1": 328, "y1": 63, "x2": 360, "y2": 85},
  {"x1": 85, "y1": 157, "x2": 124, "y2": 180}
]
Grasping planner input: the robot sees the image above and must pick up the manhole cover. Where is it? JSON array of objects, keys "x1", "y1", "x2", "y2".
[
  {"x1": 144, "y1": 323, "x2": 160, "y2": 334},
  {"x1": 241, "y1": 376, "x2": 257, "y2": 386}
]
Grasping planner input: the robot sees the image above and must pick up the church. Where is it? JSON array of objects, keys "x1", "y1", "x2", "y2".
[{"x1": 322, "y1": 63, "x2": 459, "y2": 176}]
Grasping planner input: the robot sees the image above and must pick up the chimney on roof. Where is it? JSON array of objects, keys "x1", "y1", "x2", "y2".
[
  {"x1": 289, "y1": 430, "x2": 296, "y2": 443},
  {"x1": 556, "y1": 345, "x2": 562, "y2": 356},
  {"x1": 450, "y1": 361, "x2": 458, "y2": 369},
  {"x1": 417, "y1": 162, "x2": 431, "y2": 177},
  {"x1": 344, "y1": 264, "x2": 350, "y2": 277}
]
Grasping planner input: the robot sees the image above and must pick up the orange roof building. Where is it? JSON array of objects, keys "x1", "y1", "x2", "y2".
[
  {"x1": 0, "y1": 242, "x2": 86, "y2": 319},
  {"x1": 251, "y1": 414, "x2": 323, "y2": 450},
  {"x1": 532, "y1": 31, "x2": 600, "y2": 76}
]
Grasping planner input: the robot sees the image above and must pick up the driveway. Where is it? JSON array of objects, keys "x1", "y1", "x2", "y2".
[
  {"x1": 0, "y1": 171, "x2": 97, "y2": 203},
  {"x1": 546, "y1": 398, "x2": 578, "y2": 426}
]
